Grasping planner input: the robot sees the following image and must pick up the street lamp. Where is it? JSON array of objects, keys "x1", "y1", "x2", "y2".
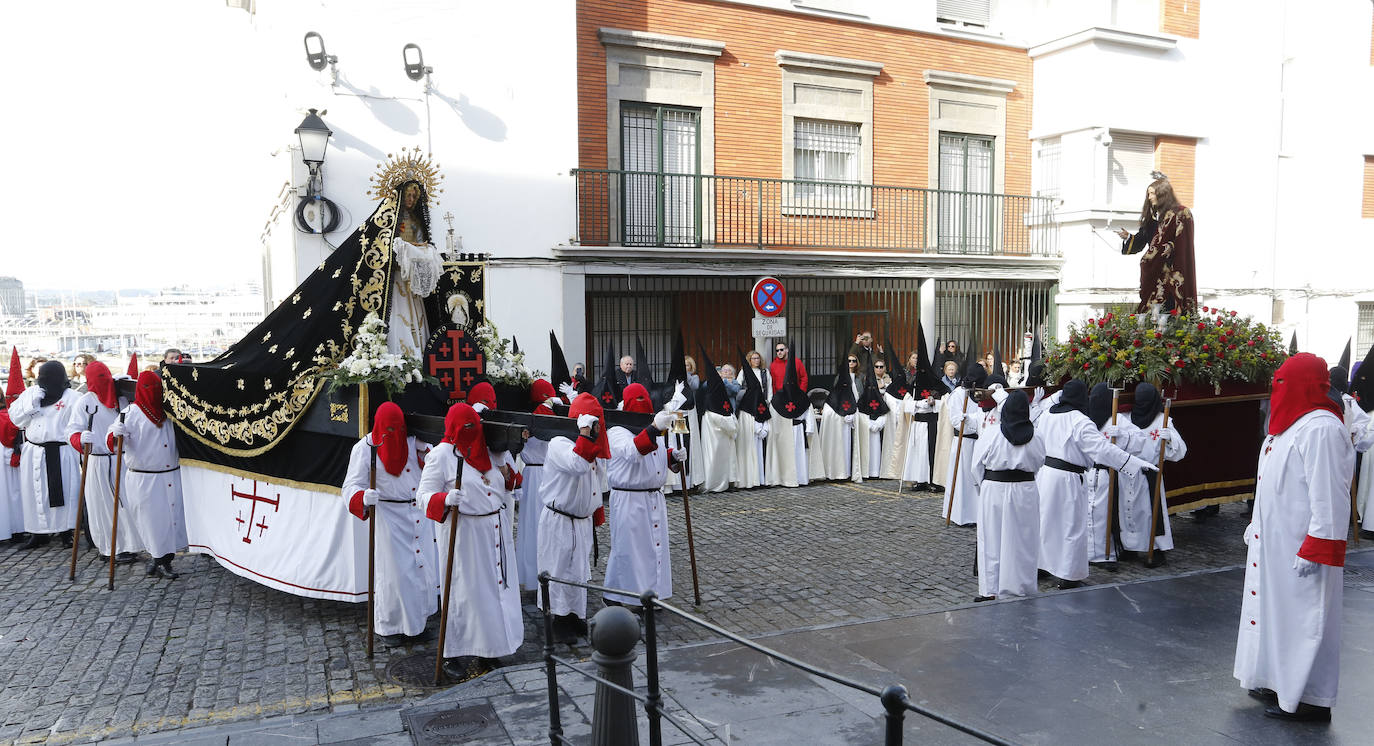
[
  {"x1": 402, "y1": 43, "x2": 432, "y2": 82},
  {"x1": 295, "y1": 108, "x2": 331, "y2": 197}
]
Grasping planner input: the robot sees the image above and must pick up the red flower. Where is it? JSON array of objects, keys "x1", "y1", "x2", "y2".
[
  {"x1": 1204, "y1": 361, "x2": 1212, "y2": 367},
  {"x1": 1228, "y1": 344, "x2": 1236, "y2": 350},
  {"x1": 1087, "y1": 318, "x2": 1096, "y2": 325},
  {"x1": 1104, "y1": 359, "x2": 1114, "y2": 368},
  {"x1": 1201, "y1": 344, "x2": 1210, "y2": 351},
  {"x1": 1196, "y1": 323, "x2": 1206, "y2": 330},
  {"x1": 1246, "y1": 340, "x2": 1255, "y2": 347},
  {"x1": 1170, "y1": 308, "x2": 1180, "y2": 316},
  {"x1": 1070, "y1": 347, "x2": 1079, "y2": 354},
  {"x1": 1123, "y1": 360, "x2": 1133, "y2": 367},
  {"x1": 1260, "y1": 352, "x2": 1268, "y2": 359},
  {"x1": 1230, "y1": 310, "x2": 1238, "y2": 317},
  {"x1": 1106, "y1": 312, "x2": 1115, "y2": 321},
  {"x1": 1216, "y1": 320, "x2": 1225, "y2": 328},
  {"x1": 1202, "y1": 306, "x2": 1209, "y2": 313},
  {"x1": 1174, "y1": 360, "x2": 1186, "y2": 368},
  {"x1": 1082, "y1": 362, "x2": 1091, "y2": 370},
  {"x1": 1153, "y1": 331, "x2": 1163, "y2": 339},
  {"x1": 1133, "y1": 339, "x2": 1143, "y2": 348}
]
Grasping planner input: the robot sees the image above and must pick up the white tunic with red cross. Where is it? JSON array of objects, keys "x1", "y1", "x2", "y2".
[
  {"x1": 1234, "y1": 409, "x2": 1353, "y2": 713},
  {"x1": 1118, "y1": 412, "x2": 1187, "y2": 553}
]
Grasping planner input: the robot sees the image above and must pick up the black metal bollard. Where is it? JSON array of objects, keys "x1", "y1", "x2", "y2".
[
  {"x1": 881, "y1": 684, "x2": 908, "y2": 746},
  {"x1": 590, "y1": 605, "x2": 641, "y2": 746}
]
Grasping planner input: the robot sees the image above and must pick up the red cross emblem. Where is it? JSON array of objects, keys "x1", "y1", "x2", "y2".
[
  {"x1": 867, "y1": 400, "x2": 880, "y2": 411},
  {"x1": 723, "y1": 401, "x2": 732, "y2": 413},
  {"x1": 601, "y1": 390, "x2": 615, "y2": 405},
  {"x1": 756, "y1": 403, "x2": 768, "y2": 416},
  {"x1": 231, "y1": 480, "x2": 281, "y2": 544},
  {"x1": 896, "y1": 387, "x2": 908, "y2": 397},
  {"x1": 841, "y1": 401, "x2": 852, "y2": 412},
  {"x1": 785, "y1": 401, "x2": 797, "y2": 413},
  {"x1": 987, "y1": 414, "x2": 998, "y2": 425},
  {"x1": 428, "y1": 329, "x2": 484, "y2": 402},
  {"x1": 54, "y1": 401, "x2": 65, "y2": 411},
  {"x1": 1149, "y1": 429, "x2": 1161, "y2": 441}
]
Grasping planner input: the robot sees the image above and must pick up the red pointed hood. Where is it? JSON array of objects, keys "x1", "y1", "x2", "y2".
[
  {"x1": 569, "y1": 392, "x2": 610, "y2": 459},
  {"x1": 371, "y1": 402, "x2": 408, "y2": 476},
  {"x1": 468, "y1": 381, "x2": 497, "y2": 411},
  {"x1": 4, "y1": 347, "x2": 21, "y2": 404},
  {"x1": 126, "y1": 352, "x2": 139, "y2": 379},
  {"x1": 1269, "y1": 353, "x2": 1343, "y2": 435},
  {"x1": 443, "y1": 403, "x2": 492, "y2": 473},
  {"x1": 135, "y1": 371, "x2": 165, "y2": 427},
  {"x1": 86, "y1": 361, "x2": 117, "y2": 409},
  {"x1": 530, "y1": 378, "x2": 558, "y2": 415},
  {"x1": 621, "y1": 383, "x2": 653, "y2": 414}
]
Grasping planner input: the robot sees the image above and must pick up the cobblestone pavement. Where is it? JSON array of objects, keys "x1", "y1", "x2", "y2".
[{"x1": 0, "y1": 479, "x2": 1254, "y2": 743}]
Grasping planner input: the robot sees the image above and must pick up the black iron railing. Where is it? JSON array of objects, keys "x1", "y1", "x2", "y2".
[
  {"x1": 538, "y1": 572, "x2": 1015, "y2": 746},
  {"x1": 571, "y1": 169, "x2": 1059, "y2": 257}
]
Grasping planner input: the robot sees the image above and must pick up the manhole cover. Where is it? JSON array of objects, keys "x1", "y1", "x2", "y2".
[
  {"x1": 385, "y1": 652, "x2": 449, "y2": 689},
  {"x1": 405, "y1": 704, "x2": 504, "y2": 745}
]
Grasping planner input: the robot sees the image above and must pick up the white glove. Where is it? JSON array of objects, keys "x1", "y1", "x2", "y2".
[
  {"x1": 1031, "y1": 387, "x2": 1045, "y2": 408},
  {"x1": 79, "y1": 431, "x2": 95, "y2": 445},
  {"x1": 868, "y1": 415, "x2": 886, "y2": 433},
  {"x1": 665, "y1": 381, "x2": 687, "y2": 412},
  {"x1": 671, "y1": 448, "x2": 687, "y2": 463},
  {"x1": 28, "y1": 385, "x2": 45, "y2": 402},
  {"x1": 362, "y1": 488, "x2": 380, "y2": 507},
  {"x1": 1153, "y1": 427, "x2": 1176, "y2": 443},
  {"x1": 843, "y1": 414, "x2": 855, "y2": 426},
  {"x1": 652, "y1": 410, "x2": 675, "y2": 431},
  {"x1": 577, "y1": 413, "x2": 598, "y2": 430},
  {"x1": 949, "y1": 412, "x2": 965, "y2": 429},
  {"x1": 1243, "y1": 523, "x2": 1256, "y2": 547},
  {"x1": 109, "y1": 419, "x2": 129, "y2": 439},
  {"x1": 1120, "y1": 455, "x2": 1159, "y2": 477},
  {"x1": 992, "y1": 388, "x2": 1008, "y2": 405},
  {"x1": 1293, "y1": 556, "x2": 1319, "y2": 578},
  {"x1": 755, "y1": 420, "x2": 769, "y2": 440},
  {"x1": 1102, "y1": 424, "x2": 1123, "y2": 439},
  {"x1": 544, "y1": 397, "x2": 561, "y2": 410},
  {"x1": 444, "y1": 489, "x2": 462, "y2": 507},
  {"x1": 558, "y1": 382, "x2": 577, "y2": 400}
]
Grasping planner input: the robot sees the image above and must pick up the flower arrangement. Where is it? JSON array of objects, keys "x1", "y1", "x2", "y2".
[
  {"x1": 1042, "y1": 306, "x2": 1288, "y2": 391},
  {"x1": 318, "y1": 312, "x2": 434, "y2": 397},
  {"x1": 473, "y1": 320, "x2": 544, "y2": 387}
]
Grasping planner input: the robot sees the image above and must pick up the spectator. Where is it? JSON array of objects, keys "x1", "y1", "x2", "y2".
[
  {"x1": 940, "y1": 360, "x2": 960, "y2": 393},
  {"x1": 25, "y1": 356, "x2": 49, "y2": 386},
  {"x1": 769, "y1": 342, "x2": 808, "y2": 393},
  {"x1": 906, "y1": 352, "x2": 921, "y2": 382},
  {"x1": 935, "y1": 340, "x2": 964, "y2": 375},
  {"x1": 1007, "y1": 360, "x2": 1026, "y2": 387},
  {"x1": 615, "y1": 355, "x2": 636, "y2": 387},
  {"x1": 848, "y1": 331, "x2": 879, "y2": 375},
  {"x1": 737, "y1": 349, "x2": 770, "y2": 394},
  {"x1": 162, "y1": 348, "x2": 182, "y2": 365},
  {"x1": 683, "y1": 356, "x2": 700, "y2": 392},
  {"x1": 872, "y1": 358, "x2": 892, "y2": 390},
  {"x1": 719, "y1": 364, "x2": 742, "y2": 406},
  {"x1": 71, "y1": 353, "x2": 95, "y2": 393},
  {"x1": 572, "y1": 363, "x2": 589, "y2": 393}
]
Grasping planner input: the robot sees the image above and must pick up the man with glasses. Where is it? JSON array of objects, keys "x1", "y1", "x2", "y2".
[
  {"x1": 848, "y1": 332, "x2": 879, "y2": 381},
  {"x1": 768, "y1": 343, "x2": 808, "y2": 394}
]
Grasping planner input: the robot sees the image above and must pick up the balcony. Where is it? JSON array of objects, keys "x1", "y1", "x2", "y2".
[{"x1": 571, "y1": 169, "x2": 1059, "y2": 257}]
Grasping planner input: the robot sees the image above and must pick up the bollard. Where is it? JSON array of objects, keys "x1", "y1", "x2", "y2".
[{"x1": 590, "y1": 606, "x2": 641, "y2": 746}]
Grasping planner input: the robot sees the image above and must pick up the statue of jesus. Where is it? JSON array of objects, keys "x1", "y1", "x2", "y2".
[{"x1": 1114, "y1": 176, "x2": 1197, "y2": 315}]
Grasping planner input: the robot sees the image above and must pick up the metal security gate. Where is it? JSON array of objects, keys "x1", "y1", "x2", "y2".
[{"x1": 935, "y1": 280, "x2": 1055, "y2": 370}]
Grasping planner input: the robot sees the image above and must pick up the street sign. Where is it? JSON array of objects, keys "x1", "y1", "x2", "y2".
[
  {"x1": 751, "y1": 277, "x2": 786, "y2": 317},
  {"x1": 752, "y1": 316, "x2": 786, "y2": 338}
]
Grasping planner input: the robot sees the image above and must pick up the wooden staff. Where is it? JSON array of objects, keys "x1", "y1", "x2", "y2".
[
  {"x1": 70, "y1": 406, "x2": 96, "y2": 581},
  {"x1": 434, "y1": 454, "x2": 465, "y2": 686},
  {"x1": 366, "y1": 440, "x2": 378, "y2": 659},
  {"x1": 1146, "y1": 399, "x2": 1173, "y2": 565},
  {"x1": 1104, "y1": 389, "x2": 1123, "y2": 561},
  {"x1": 107, "y1": 412, "x2": 126, "y2": 591},
  {"x1": 674, "y1": 423, "x2": 702, "y2": 606},
  {"x1": 945, "y1": 392, "x2": 971, "y2": 527}
]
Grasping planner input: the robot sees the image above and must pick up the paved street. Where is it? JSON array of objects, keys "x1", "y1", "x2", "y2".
[{"x1": 0, "y1": 479, "x2": 1254, "y2": 743}]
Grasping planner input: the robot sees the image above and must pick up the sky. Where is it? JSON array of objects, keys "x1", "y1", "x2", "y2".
[{"x1": 3, "y1": 1, "x2": 284, "y2": 291}]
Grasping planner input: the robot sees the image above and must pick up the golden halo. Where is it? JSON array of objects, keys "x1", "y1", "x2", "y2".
[{"x1": 368, "y1": 146, "x2": 445, "y2": 205}]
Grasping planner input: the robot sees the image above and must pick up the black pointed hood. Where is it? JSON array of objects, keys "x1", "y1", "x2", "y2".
[
  {"x1": 1289, "y1": 331, "x2": 1299, "y2": 356},
  {"x1": 1352, "y1": 341, "x2": 1374, "y2": 413},
  {"x1": 666, "y1": 326, "x2": 694, "y2": 412},
  {"x1": 1338, "y1": 338, "x2": 1351, "y2": 372},
  {"x1": 961, "y1": 363, "x2": 987, "y2": 390},
  {"x1": 37, "y1": 360, "x2": 69, "y2": 407},
  {"x1": 1000, "y1": 390, "x2": 1034, "y2": 446},
  {"x1": 737, "y1": 347, "x2": 771, "y2": 423},
  {"x1": 511, "y1": 336, "x2": 521, "y2": 356},
  {"x1": 591, "y1": 342, "x2": 622, "y2": 410},
  {"x1": 857, "y1": 355, "x2": 889, "y2": 418},
  {"x1": 635, "y1": 335, "x2": 663, "y2": 409},
  {"x1": 695, "y1": 347, "x2": 734, "y2": 418},
  {"x1": 549, "y1": 330, "x2": 572, "y2": 394},
  {"x1": 771, "y1": 339, "x2": 809, "y2": 419},
  {"x1": 827, "y1": 358, "x2": 857, "y2": 416},
  {"x1": 1029, "y1": 332, "x2": 1043, "y2": 367},
  {"x1": 1051, "y1": 379, "x2": 1089, "y2": 416},
  {"x1": 884, "y1": 342, "x2": 913, "y2": 400},
  {"x1": 1088, "y1": 382, "x2": 1113, "y2": 430},
  {"x1": 1131, "y1": 382, "x2": 1164, "y2": 428},
  {"x1": 915, "y1": 324, "x2": 937, "y2": 388}
]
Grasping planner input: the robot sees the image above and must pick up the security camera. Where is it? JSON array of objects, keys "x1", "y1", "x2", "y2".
[{"x1": 1100, "y1": 134, "x2": 1113, "y2": 148}]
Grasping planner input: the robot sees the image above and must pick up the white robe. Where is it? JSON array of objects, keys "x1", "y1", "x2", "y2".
[
  {"x1": 9, "y1": 388, "x2": 82, "y2": 534},
  {"x1": 1034, "y1": 409, "x2": 1138, "y2": 581},
  {"x1": 734, "y1": 415, "x2": 767, "y2": 489},
  {"x1": 537, "y1": 436, "x2": 601, "y2": 618},
  {"x1": 931, "y1": 393, "x2": 955, "y2": 488},
  {"x1": 1234, "y1": 410, "x2": 1352, "y2": 713},
  {"x1": 603, "y1": 427, "x2": 674, "y2": 604},
  {"x1": 66, "y1": 393, "x2": 144, "y2": 556},
  {"x1": 699, "y1": 411, "x2": 738, "y2": 493},
  {"x1": 110, "y1": 406, "x2": 187, "y2": 558},
  {"x1": 818, "y1": 404, "x2": 853, "y2": 481},
  {"x1": 1357, "y1": 408, "x2": 1374, "y2": 528},
  {"x1": 942, "y1": 388, "x2": 982, "y2": 526},
  {"x1": 419, "y1": 444, "x2": 522, "y2": 659},
  {"x1": 901, "y1": 397, "x2": 939, "y2": 484},
  {"x1": 341, "y1": 434, "x2": 437, "y2": 637},
  {"x1": 1120, "y1": 413, "x2": 1188, "y2": 553},
  {"x1": 879, "y1": 392, "x2": 912, "y2": 479},
  {"x1": 1085, "y1": 421, "x2": 1143, "y2": 563},
  {"x1": 971, "y1": 421, "x2": 1046, "y2": 598},
  {"x1": 765, "y1": 407, "x2": 809, "y2": 487},
  {"x1": 857, "y1": 413, "x2": 884, "y2": 480},
  {"x1": 516, "y1": 436, "x2": 548, "y2": 591},
  {"x1": 687, "y1": 407, "x2": 704, "y2": 488},
  {"x1": 1340, "y1": 393, "x2": 1373, "y2": 453}
]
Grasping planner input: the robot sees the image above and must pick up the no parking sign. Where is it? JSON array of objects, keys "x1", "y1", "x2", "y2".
[{"x1": 751, "y1": 277, "x2": 786, "y2": 317}]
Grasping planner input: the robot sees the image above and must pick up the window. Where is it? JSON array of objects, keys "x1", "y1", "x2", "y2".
[
  {"x1": 794, "y1": 119, "x2": 861, "y2": 201},
  {"x1": 1107, "y1": 131, "x2": 1155, "y2": 210},
  {"x1": 1034, "y1": 137, "x2": 1061, "y2": 200},
  {"x1": 1358, "y1": 302, "x2": 1374, "y2": 356},
  {"x1": 936, "y1": 0, "x2": 991, "y2": 27},
  {"x1": 621, "y1": 104, "x2": 700, "y2": 246},
  {"x1": 938, "y1": 133, "x2": 995, "y2": 253}
]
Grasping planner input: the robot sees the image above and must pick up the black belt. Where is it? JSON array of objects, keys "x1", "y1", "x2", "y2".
[
  {"x1": 545, "y1": 503, "x2": 598, "y2": 566},
  {"x1": 130, "y1": 466, "x2": 180, "y2": 474},
  {"x1": 26, "y1": 439, "x2": 67, "y2": 508},
  {"x1": 961, "y1": 433, "x2": 978, "y2": 440},
  {"x1": 458, "y1": 507, "x2": 502, "y2": 518},
  {"x1": 523, "y1": 462, "x2": 544, "y2": 467},
  {"x1": 984, "y1": 469, "x2": 1036, "y2": 482},
  {"x1": 1044, "y1": 456, "x2": 1086, "y2": 474},
  {"x1": 379, "y1": 498, "x2": 413, "y2": 504},
  {"x1": 546, "y1": 504, "x2": 590, "y2": 520},
  {"x1": 610, "y1": 486, "x2": 662, "y2": 493},
  {"x1": 912, "y1": 412, "x2": 937, "y2": 422},
  {"x1": 1092, "y1": 463, "x2": 1112, "y2": 471},
  {"x1": 458, "y1": 507, "x2": 508, "y2": 586}
]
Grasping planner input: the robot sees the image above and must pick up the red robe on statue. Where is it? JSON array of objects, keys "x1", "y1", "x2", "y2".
[{"x1": 1122, "y1": 205, "x2": 1197, "y2": 313}]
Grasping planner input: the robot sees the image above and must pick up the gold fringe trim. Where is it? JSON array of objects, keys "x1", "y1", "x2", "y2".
[
  {"x1": 172, "y1": 381, "x2": 328, "y2": 458},
  {"x1": 180, "y1": 458, "x2": 340, "y2": 495}
]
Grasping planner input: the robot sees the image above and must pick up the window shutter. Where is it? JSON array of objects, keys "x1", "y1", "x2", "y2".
[
  {"x1": 936, "y1": 0, "x2": 991, "y2": 26},
  {"x1": 1107, "y1": 132, "x2": 1155, "y2": 210}
]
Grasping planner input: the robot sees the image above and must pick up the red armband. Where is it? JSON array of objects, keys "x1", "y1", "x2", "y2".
[
  {"x1": 667, "y1": 449, "x2": 681, "y2": 473},
  {"x1": 572, "y1": 435, "x2": 599, "y2": 463},
  {"x1": 503, "y1": 469, "x2": 518, "y2": 491},
  {"x1": 426, "y1": 493, "x2": 449, "y2": 523},
  {"x1": 513, "y1": 471, "x2": 523, "y2": 489},
  {"x1": 106, "y1": 433, "x2": 117, "y2": 452},
  {"x1": 8, "y1": 452, "x2": 18, "y2": 468},
  {"x1": 69, "y1": 433, "x2": 83, "y2": 453},
  {"x1": 593, "y1": 505, "x2": 606, "y2": 527},
  {"x1": 1298, "y1": 535, "x2": 1346, "y2": 567},
  {"x1": 348, "y1": 491, "x2": 368, "y2": 521},
  {"x1": 632, "y1": 428, "x2": 657, "y2": 455}
]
